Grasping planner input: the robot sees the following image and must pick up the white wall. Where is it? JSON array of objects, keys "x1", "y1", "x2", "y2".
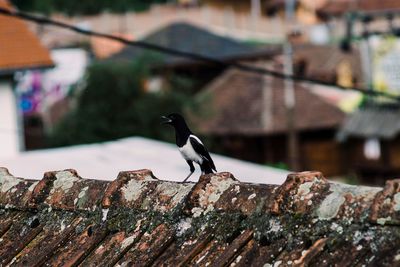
[{"x1": 0, "y1": 81, "x2": 20, "y2": 159}]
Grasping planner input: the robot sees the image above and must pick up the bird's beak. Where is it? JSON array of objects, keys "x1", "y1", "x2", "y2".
[{"x1": 160, "y1": 116, "x2": 172, "y2": 125}]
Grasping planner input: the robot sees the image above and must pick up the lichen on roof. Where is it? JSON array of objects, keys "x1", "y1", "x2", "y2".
[{"x1": 0, "y1": 167, "x2": 399, "y2": 266}]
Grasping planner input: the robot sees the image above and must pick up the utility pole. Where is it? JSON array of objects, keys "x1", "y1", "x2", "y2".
[
  {"x1": 251, "y1": 0, "x2": 261, "y2": 32},
  {"x1": 359, "y1": 15, "x2": 374, "y2": 101},
  {"x1": 284, "y1": 0, "x2": 300, "y2": 171}
]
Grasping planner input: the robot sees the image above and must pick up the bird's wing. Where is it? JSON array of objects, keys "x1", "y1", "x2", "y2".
[{"x1": 189, "y1": 136, "x2": 217, "y2": 171}]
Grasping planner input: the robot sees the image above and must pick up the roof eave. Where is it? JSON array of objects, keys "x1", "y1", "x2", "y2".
[
  {"x1": 160, "y1": 48, "x2": 282, "y2": 69},
  {"x1": 0, "y1": 63, "x2": 55, "y2": 76},
  {"x1": 200, "y1": 125, "x2": 342, "y2": 137}
]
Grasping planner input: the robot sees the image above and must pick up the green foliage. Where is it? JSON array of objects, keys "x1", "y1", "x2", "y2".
[
  {"x1": 48, "y1": 58, "x2": 197, "y2": 147},
  {"x1": 266, "y1": 162, "x2": 289, "y2": 170},
  {"x1": 11, "y1": 0, "x2": 168, "y2": 15}
]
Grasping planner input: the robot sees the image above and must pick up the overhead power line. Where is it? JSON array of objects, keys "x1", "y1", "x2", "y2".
[{"x1": 1, "y1": 7, "x2": 400, "y2": 102}]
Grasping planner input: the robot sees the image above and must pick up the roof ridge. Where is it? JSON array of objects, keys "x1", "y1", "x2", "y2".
[
  {"x1": 0, "y1": 167, "x2": 398, "y2": 226},
  {"x1": 1, "y1": 166, "x2": 400, "y2": 266}
]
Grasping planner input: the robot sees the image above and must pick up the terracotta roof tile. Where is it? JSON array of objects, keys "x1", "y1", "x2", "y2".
[
  {"x1": 0, "y1": 166, "x2": 400, "y2": 266},
  {"x1": 12, "y1": 216, "x2": 82, "y2": 266},
  {"x1": 103, "y1": 169, "x2": 194, "y2": 213},
  {"x1": 46, "y1": 223, "x2": 108, "y2": 266},
  {"x1": 30, "y1": 169, "x2": 109, "y2": 211},
  {"x1": 82, "y1": 223, "x2": 143, "y2": 265},
  {"x1": 0, "y1": 212, "x2": 44, "y2": 266},
  {"x1": 0, "y1": 0, "x2": 53, "y2": 74},
  {"x1": 0, "y1": 168, "x2": 36, "y2": 209},
  {"x1": 370, "y1": 179, "x2": 400, "y2": 225},
  {"x1": 117, "y1": 223, "x2": 174, "y2": 266}
]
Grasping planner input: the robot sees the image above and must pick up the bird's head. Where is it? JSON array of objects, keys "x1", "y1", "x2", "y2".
[{"x1": 161, "y1": 113, "x2": 185, "y2": 127}]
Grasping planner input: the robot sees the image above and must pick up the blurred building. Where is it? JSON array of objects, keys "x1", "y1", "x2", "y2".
[
  {"x1": 317, "y1": 0, "x2": 400, "y2": 19},
  {"x1": 0, "y1": 0, "x2": 53, "y2": 159},
  {"x1": 338, "y1": 104, "x2": 400, "y2": 185},
  {"x1": 107, "y1": 22, "x2": 279, "y2": 92},
  {"x1": 16, "y1": 48, "x2": 88, "y2": 150},
  {"x1": 191, "y1": 62, "x2": 347, "y2": 176},
  {"x1": 189, "y1": 41, "x2": 366, "y2": 177},
  {"x1": 291, "y1": 44, "x2": 363, "y2": 88},
  {"x1": 90, "y1": 33, "x2": 134, "y2": 59}
]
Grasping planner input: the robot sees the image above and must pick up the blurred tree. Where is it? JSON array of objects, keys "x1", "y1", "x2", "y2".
[
  {"x1": 48, "y1": 58, "x2": 198, "y2": 147},
  {"x1": 11, "y1": 0, "x2": 168, "y2": 15}
]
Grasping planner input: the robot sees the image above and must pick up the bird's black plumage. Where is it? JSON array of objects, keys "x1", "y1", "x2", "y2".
[
  {"x1": 189, "y1": 137, "x2": 216, "y2": 173},
  {"x1": 161, "y1": 113, "x2": 216, "y2": 182}
]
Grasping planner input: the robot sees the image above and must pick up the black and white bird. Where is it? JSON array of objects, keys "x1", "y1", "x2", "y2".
[{"x1": 161, "y1": 113, "x2": 217, "y2": 182}]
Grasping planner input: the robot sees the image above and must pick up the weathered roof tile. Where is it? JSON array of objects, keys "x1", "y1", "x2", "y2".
[
  {"x1": 0, "y1": 213, "x2": 44, "y2": 266},
  {"x1": 103, "y1": 169, "x2": 193, "y2": 213},
  {"x1": 270, "y1": 171, "x2": 383, "y2": 224},
  {"x1": 30, "y1": 169, "x2": 108, "y2": 211},
  {"x1": 45, "y1": 223, "x2": 108, "y2": 267},
  {"x1": 211, "y1": 229, "x2": 253, "y2": 267},
  {"x1": 315, "y1": 182, "x2": 381, "y2": 223},
  {"x1": 82, "y1": 226, "x2": 142, "y2": 266},
  {"x1": 11, "y1": 216, "x2": 82, "y2": 266},
  {"x1": 116, "y1": 223, "x2": 174, "y2": 266},
  {"x1": 185, "y1": 172, "x2": 240, "y2": 216},
  {"x1": 370, "y1": 179, "x2": 400, "y2": 225},
  {"x1": 0, "y1": 167, "x2": 399, "y2": 266},
  {"x1": 270, "y1": 171, "x2": 329, "y2": 215},
  {"x1": 0, "y1": 168, "x2": 36, "y2": 209}
]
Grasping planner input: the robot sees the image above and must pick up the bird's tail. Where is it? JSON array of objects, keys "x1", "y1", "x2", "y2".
[{"x1": 201, "y1": 162, "x2": 215, "y2": 174}]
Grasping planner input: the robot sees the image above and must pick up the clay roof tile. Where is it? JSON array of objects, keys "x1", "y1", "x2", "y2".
[
  {"x1": 0, "y1": 167, "x2": 399, "y2": 266},
  {"x1": 0, "y1": 0, "x2": 53, "y2": 74}
]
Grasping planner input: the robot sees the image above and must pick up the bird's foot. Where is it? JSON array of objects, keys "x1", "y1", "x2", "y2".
[{"x1": 182, "y1": 171, "x2": 194, "y2": 183}]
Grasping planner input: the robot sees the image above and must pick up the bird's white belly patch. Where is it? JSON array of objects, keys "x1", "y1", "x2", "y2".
[{"x1": 179, "y1": 140, "x2": 203, "y2": 164}]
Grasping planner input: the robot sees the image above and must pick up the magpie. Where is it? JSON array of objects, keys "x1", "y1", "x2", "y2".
[{"x1": 161, "y1": 113, "x2": 217, "y2": 182}]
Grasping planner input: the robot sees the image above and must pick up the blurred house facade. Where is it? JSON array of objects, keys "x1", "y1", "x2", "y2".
[
  {"x1": 16, "y1": 48, "x2": 88, "y2": 150},
  {"x1": 0, "y1": 0, "x2": 53, "y2": 158}
]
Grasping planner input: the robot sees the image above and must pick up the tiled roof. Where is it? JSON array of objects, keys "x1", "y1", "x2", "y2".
[
  {"x1": 318, "y1": 0, "x2": 400, "y2": 17},
  {"x1": 1, "y1": 167, "x2": 400, "y2": 266},
  {"x1": 192, "y1": 66, "x2": 345, "y2": 135},
  {"x1": 0, "y1": 0, "x2": 53, "y2": 74},
  {"x1": 292, "y1": 44, "x2": 363, "y2": 87},
  {"x1": 108, "y1": 22, "x2": 279, "y2": 67},
  {"x1": 90, "y1": 33, "x2": 134, "y2": 59},
  {"x1": 338, "y1": 105, "x2": 400, "y2": 140}
]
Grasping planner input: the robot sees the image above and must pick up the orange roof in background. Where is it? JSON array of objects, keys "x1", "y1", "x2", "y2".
[
  {"x1": 0, "y1": 0, "x2": 53, "y2": 74},
  {"x1": 90, "y1": 33, "x2": 134, "y2": 59}
]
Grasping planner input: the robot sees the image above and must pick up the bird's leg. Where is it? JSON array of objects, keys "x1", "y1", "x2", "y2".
[
  {"x1": 200, "y1": 164, "x2": 205, "y2": 175},
  {"x1": 182, "y1": 160, "x2": 195, "y2": 182}
]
